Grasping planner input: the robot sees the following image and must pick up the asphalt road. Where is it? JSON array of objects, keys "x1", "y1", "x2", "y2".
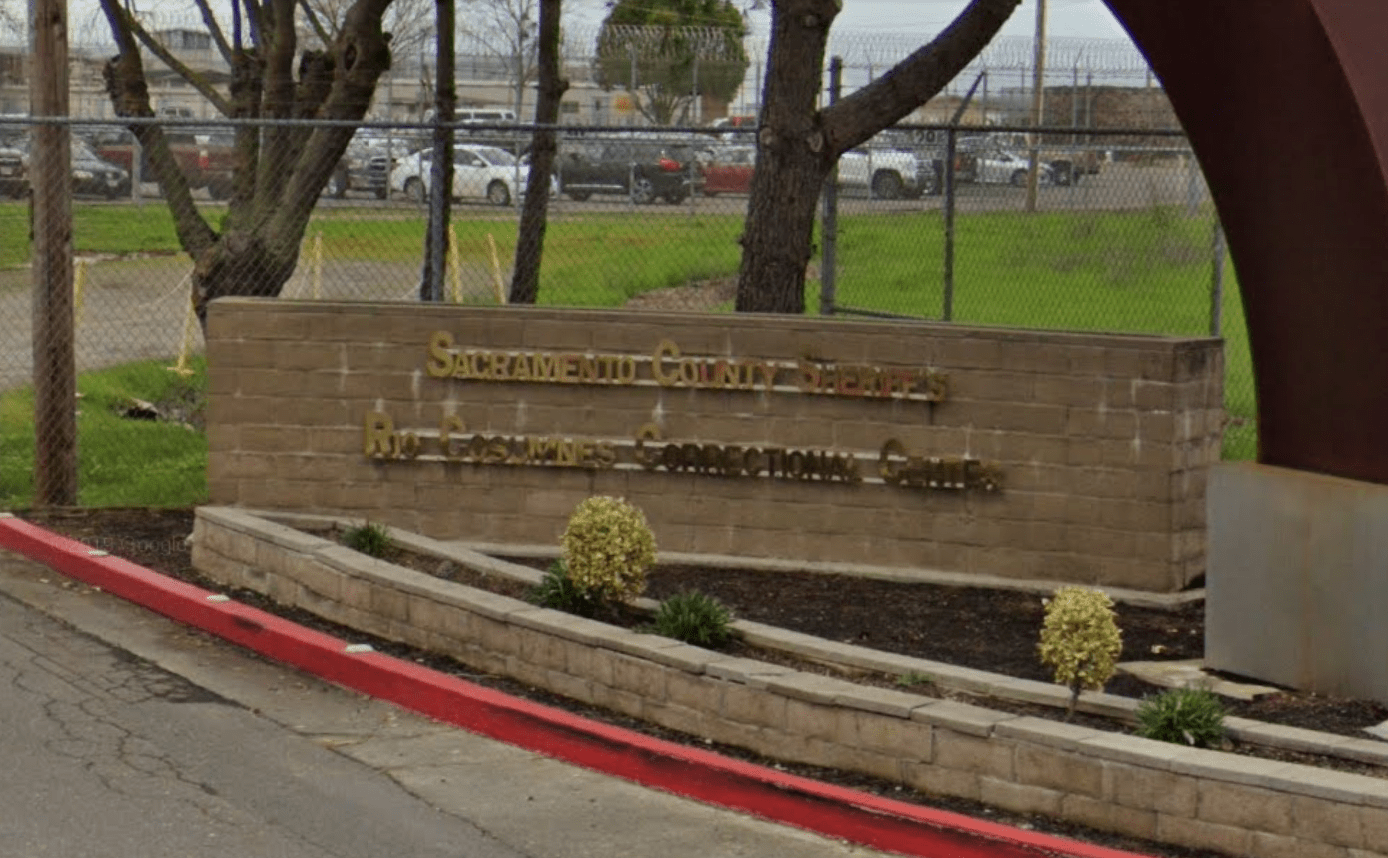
[{"x1": 0, "y1": 548, "x2": 896, "y2": 858}]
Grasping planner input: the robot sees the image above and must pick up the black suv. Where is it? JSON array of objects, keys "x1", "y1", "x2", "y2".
[{"x1": 555, "y1": 137, "x2": 701, "y2": 204}]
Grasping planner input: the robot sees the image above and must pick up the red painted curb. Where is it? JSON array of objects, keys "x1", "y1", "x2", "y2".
[{"x1": 0, "y1": 515, "x2": 1153, "y2": 858}]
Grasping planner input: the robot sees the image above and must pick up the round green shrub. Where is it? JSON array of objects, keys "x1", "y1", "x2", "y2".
[
  {"x1": 652, "y1": 590, "x2": 734, "y2": 649},
  {"x1": 560, "y1": 496, "x2": 656, "y2": 604},
  {"x1": 1135, "y1": 688, "x2": 1227, "y2": 748},
  {"x1": 1037, "y1": 586, "x2": 1123, "y2": 715}
]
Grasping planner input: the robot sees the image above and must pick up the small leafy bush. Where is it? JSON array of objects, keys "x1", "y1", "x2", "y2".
[
  {"x1": 528, "y1": 559, "x2": 604, "y2": 617},
  {"x1": 1135, "y1": 688, "x2": 1227, "y2": 748},
  {"x1": 560, "y1": 496, "x2": 656, "y2": 604},
  {"x1": 342, "y1": 520, "x2": 393, "y2": 558},
  {"x1": 651, "y1": 590, "x2": 734, "y2": 649},
  {"x1": 1038, "y1": 586, "x2": 1123, "y2": 718}
]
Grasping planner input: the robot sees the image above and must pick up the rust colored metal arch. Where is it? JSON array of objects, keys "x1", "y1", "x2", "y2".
[{"x1": 1103, "y1": 0, "x2": 1388, "y2": 484}]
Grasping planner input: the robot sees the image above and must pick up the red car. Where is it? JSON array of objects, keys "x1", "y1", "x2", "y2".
[{"x1": 700, "y1": 146, "x2": 755, "y2": 196}]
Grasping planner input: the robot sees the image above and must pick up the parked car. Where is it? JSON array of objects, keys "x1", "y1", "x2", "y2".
[
  {"x1": 325, "y1": 131, "x2": 417, "y2": 199},
  {"x1": 555, "y1": 137, "x2": 702, "y2": 204},
  {"x1": 0, "y1": 140, "x2": 23, "y2": 198},
  {"x1": 837, "y1": 146, "x2": 935, "y2": 199},
  {"x1": 388, "y1": 143, "x2": 541, "y2": 205},
  {"x1": 70, "y1": 139, "x2": 131, "y2": 198},
  {"x1": 85, "y1": 127, "x2": 234, "y2": 198},
  {"x1": 700, "y1": 145, "x2": 755, "y2": 196},
  {"x1": 966, "y1": 148, "x2": 1054, "y2": 186},
  {"x1": 14, "y1": 135, "x2": 130, "y2": 199},
  {"x1": 971, "y1": 132, "x2": 1102, "y2": 185}
]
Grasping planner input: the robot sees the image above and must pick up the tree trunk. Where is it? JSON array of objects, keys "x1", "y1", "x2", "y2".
[
  {"x1": 97, "y1": 0, "x2": 395, "y2": 330},
  {"x1": 735, "y1": 0, "x2": 1021, "y2": 314},
  {"x1": 509, "y1": 0, "x2": 568, "y2": 305}
]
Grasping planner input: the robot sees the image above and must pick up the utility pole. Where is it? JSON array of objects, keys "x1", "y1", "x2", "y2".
[
  {"x1": 1025, "y1": 0, "x2": 1047, "y2": 213},
  {"x1": 31, "y1": 0, "x2": 77, "y2": 505}
]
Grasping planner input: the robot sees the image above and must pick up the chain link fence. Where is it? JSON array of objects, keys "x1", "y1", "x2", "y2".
[{"x1": 0, "y1": 111, "x2": 1248, "y2": 508}]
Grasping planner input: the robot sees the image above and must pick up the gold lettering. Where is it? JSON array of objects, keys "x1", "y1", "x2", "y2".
[
  {"x1": 652, "y1": 340, "x2": 680, "y2": 386},
  {"x1": 633, "y1": 423, "x2": 662, "y2": 470},
  {"x1": 879, "y1": 438, "x2": 906, "y2": 485},
  {"x1": 399, "y1": 433, "x2": 421, "y2": 458},
  {"x1": 484, "y1": 437, "x2": 510, "y2": 463},
  {"x1": 532, "y1": 352, "x2": 558, "y2": 381},
  {"x1": 466, "y1": 434, "x2": 488, "y2": 460},
  {"x1": 425, "y1": 331, "x2": 455, "y2": 378},
  {"x1": 721, "y1": 445, "x2": 743, "y2": 476},
  {"x1": 511, "y1": 354, "x2": 532, "y2": 381},
  {"x1": 439, "y1": 415, "x2": 466, "y2": 458},
  {"x1": 527, "y1": 437, "x2": 557, "y2": 462},
  {"x1": 617, "y1": 357, "x2": 638, "y2": 383},
  {"x1": 578, "y1": 354, "x2": 599, "y2": 383},
  {"x1": 754, "y1": 362, "x2": 777, "y2": 391},
  {"x1": 715, "y1": 361, "x2": 739, "y2": 388},
  {"x1": 363, "y1": 411, "x2": 397, "y2": 457},
  {"x1": 797, "y1": 357, "x2": 822, "y2": 394},
  {"x1": 593, "y1": 443, "x2": 618, "y2": 467},
  {"x1": 743, "y1": 447, "x2": 764, "y2": 477},
  {"x1": 926, "y1": 372, "x2": 949, "y2": 401},
  {"x1": 559, "y1": 354, "x2": 578, "y2": 382}
]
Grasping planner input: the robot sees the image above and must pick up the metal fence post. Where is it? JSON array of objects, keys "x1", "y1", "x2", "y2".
[
  {"x1": 942, "y1": 126, "x2": 958, "y2": 323},
  {"x1": 819, "y1": 56, "x2": 841, "y2": 316}
]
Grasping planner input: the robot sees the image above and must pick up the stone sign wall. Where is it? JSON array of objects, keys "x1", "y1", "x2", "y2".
[{"x1": 205, "y1": 299, "x2": 1223, "y2": 592}]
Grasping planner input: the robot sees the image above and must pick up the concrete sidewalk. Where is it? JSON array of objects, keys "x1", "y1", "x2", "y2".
[{"x1": 0, "y1": 514, "x2": 1150, "y2": 858}]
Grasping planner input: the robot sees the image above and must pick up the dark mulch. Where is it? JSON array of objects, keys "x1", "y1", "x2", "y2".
[{"x1": 13, "y1": 506, "x2": 1388, "y2": 858}]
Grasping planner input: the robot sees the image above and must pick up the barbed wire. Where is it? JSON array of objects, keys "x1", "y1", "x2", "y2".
[{"x1": 1, "y1": 13, "x2": 1152, "y2": 80}]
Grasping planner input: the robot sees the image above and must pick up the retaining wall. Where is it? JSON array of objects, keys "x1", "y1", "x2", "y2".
[{"x1": 192, "y1": 506, "x2": 1388, "y2": 858}]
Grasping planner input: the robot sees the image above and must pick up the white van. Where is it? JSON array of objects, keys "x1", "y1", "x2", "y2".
[
  {"x1": 423, "y1": 108, "x2": 517, "y2": 126},
  {"x1": 457, "y1": 108, "x2": 516, "y2": 125}
]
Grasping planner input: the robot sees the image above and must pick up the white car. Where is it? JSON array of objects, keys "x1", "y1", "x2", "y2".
[
  {"x1": 390, "y1": 144, "x2": 538, "y2": 206},
  {"x1": 970, "y1": 149, "x2": 1054, "y2": 186}
]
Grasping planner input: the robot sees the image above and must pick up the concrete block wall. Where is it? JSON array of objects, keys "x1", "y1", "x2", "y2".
[
  {"x1": 206, "y1": 299, "x2": 1223, "y2": 592},
  {"x1": 191, "y1": 507, "x2": 1388, "y2": 857}
]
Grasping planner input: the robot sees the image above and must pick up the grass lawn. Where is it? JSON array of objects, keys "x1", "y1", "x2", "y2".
[{"x1": 0, "y1": 357, "x2": 208, "y2": 508}]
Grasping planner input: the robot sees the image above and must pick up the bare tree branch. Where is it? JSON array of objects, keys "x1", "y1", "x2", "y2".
[
  {"x1": 822, "y1": 0, "x2": 1022, "y2": 157},
  {"x1": 122, "y1": 7, "x2": 235, "y2": 115},
  {"x1": 192, "y1": 0, "x2": 236, "y2": 66},
  {"x1": 96, "y1": 0, "x2": 219, "y2": 257},
  {"x1": 298, "y1": 0, "x2": 334, "y2": 45}
]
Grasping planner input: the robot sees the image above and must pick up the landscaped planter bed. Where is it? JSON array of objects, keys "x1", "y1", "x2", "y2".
[{"x1": 191, "y1": 505, "x2": 1388, "y2": 858}]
